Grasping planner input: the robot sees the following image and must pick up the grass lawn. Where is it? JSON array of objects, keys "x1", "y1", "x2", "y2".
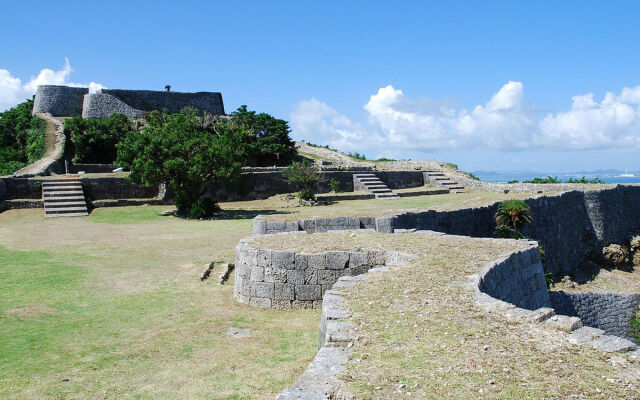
[{"x1": 0, "y1": 207, "x2": 318, "y2": 399}]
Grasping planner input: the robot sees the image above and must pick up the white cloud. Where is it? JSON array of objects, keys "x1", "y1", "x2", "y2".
[
  {"x1": 0, "y1": 58, "x2": 105, "y2": 111},
  {"x1": 290, "y1": 82, "x2": 640, "y2": 157}
]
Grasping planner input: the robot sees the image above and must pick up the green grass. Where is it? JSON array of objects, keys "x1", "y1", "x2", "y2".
[{"x1": 0, "y1": 208, "x2": 319, "y2": 399}]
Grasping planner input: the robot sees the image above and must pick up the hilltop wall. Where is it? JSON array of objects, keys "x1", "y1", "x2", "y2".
[
  {"x1": 32, "y1": 85, "x2": 88, "y2": 116},
  {"x1": 101, "y1": 89, "x2": 225, "y2": 115}
]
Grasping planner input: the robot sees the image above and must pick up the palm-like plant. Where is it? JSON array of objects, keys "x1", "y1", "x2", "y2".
[{"x1": 494, "y1": 199, "x2": 532, "y2": 231}]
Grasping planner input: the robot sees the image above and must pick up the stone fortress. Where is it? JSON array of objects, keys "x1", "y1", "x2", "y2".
[{"x1": 32, "y1": 84, "x2": 225, "y2": 119}]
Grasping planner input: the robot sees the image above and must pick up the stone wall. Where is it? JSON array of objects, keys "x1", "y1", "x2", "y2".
[
  {"x1": 477, "y1": 245, "x2": 551, "y2": 311},
  {"x1": 256, "y1": 186, "x2": 640, "y2": 276},
  {"x1": 234, "y1": 234, "x2": 412, "y2": 309},
  {"x1": 101, "y1": 89, "x2": 225, "y2": 115},
  {"x1": 32, "y1": 85, "x2": 88, "y2": 117},
  {"x1": 550, "y1": 291, "x2": 640, "y2": 341},
  {"x1": 82, "y1": 93, "x2": 145, "y2": 119},
  {"x1": 206, "y1": 170, "x2": 425, "y2": 202}
]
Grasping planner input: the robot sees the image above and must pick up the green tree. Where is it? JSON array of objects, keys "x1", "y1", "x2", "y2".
[
  {"x1": 231, "y1": 105, "x2": 296, "y2": 166},
  {"x1": 117, "y1": 109, "x2": 246, "y2": 216},
  {"x1": 0, "y1": 98, "x2": 46, "y2": 175},
  {"x1": 66, "y1": 113, "x2": 134, "y2": 163},
  {"x1": 282, "y1": 159, "x2": 320, "y2": 200}
]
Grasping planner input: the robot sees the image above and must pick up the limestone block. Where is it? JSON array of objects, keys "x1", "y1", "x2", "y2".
[
  {"x1": 250, "y1": 266, "x2": 265, "y2": 282},
  {"x1": 591, "y1": 335, "x2": 637, "y2": 352},
  {"x1": 545, "y1": 315, "x2": 582, "y2": 332},
  {"x1": 349, "y1": 252, "x2": 367, "y2": 268},
  {"x1": 250, "y1": 297, "x2": 272, "y2": 308},
  {"x1": 266, "y1": 221, "x2": 286, "y2": 233},
  {"x1": 292, "y1": 300, "x2": 313, "y2": 309},
  {"x1": 234, "y1": 293, "x2": 249, "y2": 304},
  {"x1": 272, "y1": 300, "x2": 292, "y2": 310},
  {"x1": 300, "y1": 219, "x2": 315, "y2": 233},
  {"x1": 305, "y1": 269, "x2": 318, "y2": 284},
  {"x1": 317, "y1": 270, "x2": 336, "y2": 285},
  {"x1": 375, "y1": 216, "x2": 394, "y2": 233},
  {"x1": 287, "y1": 270, "x2": 305, "y2": 285},
  {"x1": 307, "y1": 253, "x2": 326, "y2": 270},
  {"x1": 367, "y1": 251, "x2": 387, "y2": 266},
  {"x1": 295, "y1": 253, "x2": 309, "y2": 270},
  {"x1": 257, "y1": 249, "x2": 271, "y2": 267},
  {"x1": 568, "y1": 327, "x2": 605, "y2": 344},
  {"x1": 295, "y1": 285, "x2": 322, "y2": 301},
  {"x1": 272, "y1": 250, "x2": 296, "y2": 269},
  {"x1": 326, "y1": 251, "x2": 350, "y2": 270},
  {"x1": 285, "y1": 221, "x2": 298, "y2": 232},
  {"x1": 274, "y1": 283, "x2": 295, "y2": 300},
  {"x1": 251, "y1": 282, "x2": 275, "y2": 298},
  {"x1": 313, "y1": 300, "x2": 323, "y2": 309},
  {"x1": 358, "y1": 216, "x2": 376, "y2": 229},
  {"x1": 252, "y1": 218, "x2": 267, "y2": 235},
  {"x1": 264, "y1": 266, "x2": 288, "y2": 283}
]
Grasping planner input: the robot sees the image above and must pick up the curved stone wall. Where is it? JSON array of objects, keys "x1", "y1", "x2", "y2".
[
  {"x1": 550, "y1": 291, "x2": 640, "y2": 341},
  {"x1": 234, "y1": 234, "x2": 412, "y2": 309},
  {"x1": 82, "y1": 93, "x2": 145, "y2": 119},
  {"x1": 32, "y1": 85, "x2": 88, "y2": 116},
  {"x1": 101, "y1": 89, "x2": 225, "y2": 115}
]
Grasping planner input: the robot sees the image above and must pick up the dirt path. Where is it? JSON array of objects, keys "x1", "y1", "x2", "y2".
[{"x1": 12, "y1": 113, "x2": 65, "y2": 176}]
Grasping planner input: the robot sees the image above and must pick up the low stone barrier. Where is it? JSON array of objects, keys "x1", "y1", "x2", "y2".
[
  {"x1": 234, "y1": 233, "x2": 412, "y2": 309},
  {"x1": 550, "y1": 291, "x2": 640, "y2": 342}
]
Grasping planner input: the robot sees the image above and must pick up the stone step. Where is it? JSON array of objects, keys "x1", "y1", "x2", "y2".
[
  {"x1": 42, "y1": 185, "x2": 82, "y2": 191},
  {"x1": 45, "y1": 212, "x2": 89, "y2": 218},
  {"x1": 358, "y1": 178, "x2": 381, "y2": 182},
  {"x1": 425, "y1": 172, "x2": 445, "y2": 176},
  {"x1": 41, "y1": 179, "x2": 82, "y2": 183},
  {"x1": 376, "y1": 193, "x2": 400, "y2": 199},
  {"x1": 45, "y1": 206, "x2": 88, "y2": 213},
  {"x1": 43, "y1": 201, "x2": 87, "y2": 207},
  {"x1": 439, "y1": 181, "x2": 460, "y2": 186},
  {"x1": 43, "y1": 191, "x2": 84, "y2": 197},
  {"x1": 370, "y1": 188, "x2": 392, "y2": 193},
  {"x1": 363, "y1": 184, "x2": 388, "y2": 189},
  {"x1": 45, "y1": 195, "x2": 86, "y2": 201},
  {"x1": 353, "y1": 173, "x2": 376, "y2": 177}
]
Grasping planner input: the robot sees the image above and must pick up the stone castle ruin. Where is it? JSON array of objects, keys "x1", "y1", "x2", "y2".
[{"x1": 32, "y1": 85, "x2": 225, "y2": 119}]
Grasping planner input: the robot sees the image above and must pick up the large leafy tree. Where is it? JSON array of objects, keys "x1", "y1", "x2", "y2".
[
  {"x1": 0, "y1": 99, "x2": 46, "y2": 175},
  {"x1": 231, "y1": 105, "x2": 296, "y2": 166},
  {"x1": 117, "y1": 109, "x2": 245, "y2": 216},
  {"x1": 65, "y1": 113, "x2": 134, "y2": 163}
]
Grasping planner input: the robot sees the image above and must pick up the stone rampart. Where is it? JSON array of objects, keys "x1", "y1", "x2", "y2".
[
  {"x1": 550, "y1": 291, "x2": 640, "y2": 341},
  {"x1": 82, "y1": 93, "x2": 145, "y2": 119},
  {"x1": 234, "y1": 233, "x2": 412, "y2": 309},
  {"x1": 32, "y1": 85, "x2": 88, "y2": 117},
  {"x1": 100, "y1": 89, "x2": 225, "y2": 115}
]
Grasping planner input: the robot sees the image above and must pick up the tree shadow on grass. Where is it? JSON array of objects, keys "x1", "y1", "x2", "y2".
[{"x1": 213, "y1": 209, "x2": 291, "y2": 220}]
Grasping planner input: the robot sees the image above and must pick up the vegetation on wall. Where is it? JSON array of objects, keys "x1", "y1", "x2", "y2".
[
  {"x1": 117, "y1": 109, "x2": 245, "y2": 217},
  {"x1": 514, "y1": 176, "x2": 605, "y2": 184},
  {"x1": 64, "y1": 113, "x2": 134, "y2": 163},
  {"x1": 230, "y1": 105, "x2": 296, "y2": 167},
  {"x1": 0, "y1": 99, "x2": 46, "y2": 176}
]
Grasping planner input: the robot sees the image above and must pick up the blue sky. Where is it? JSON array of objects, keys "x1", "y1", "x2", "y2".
[{"x1": 2, "y1": 1, "x2": 640, "y2": 172}]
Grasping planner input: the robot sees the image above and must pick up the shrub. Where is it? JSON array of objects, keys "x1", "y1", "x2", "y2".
[
  {"x1": 602, "y1": 244, "x2": 631, "y2": 271},
  {"x1": 630, "y1": 308, "x2": 640, "y2": 342},
  {"x1": 494, "y1": 199, "x2": 532, "y2": 231},
  {"x1": 282, "y1": 159, "x2": 321, "y2": 201},
  {"x1": 523, "y1": 176, "x2": 561, "y2": 184},
  {"x1": 66, "y1": 113, "x2": 134, "y2": 163},
  {"x1": 117, "y1": 108, "x2": 245, "y2": 216},
  {"x1": 507, "y1": 180, "x2": 519, "y2": 184},
  {"x1": 0, "y1": 99, "x2": 47, "y2": 175},
  {"x1": 189, "y1": 197, "x2": 220, "y2": 219},
  {"x1": 494, "y1": 225, "x2": 525, "y2": 239},
  {"x1": 376, "y1": 157, "x2": 396, "y2": 162},
  {"x1": 328, "y1": 178, "x2": 341, "y2": 193},
  {"x1": 348, "y1": 152, "x2": 367, "y2": 161}
]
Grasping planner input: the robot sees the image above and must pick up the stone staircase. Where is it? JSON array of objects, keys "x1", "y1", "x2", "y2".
[
  {"x1": 353, "y1": 173, "x2": 399, "y2": 199},
  {"x1": 42, "y1": 179, "x2": 89, "y2": 217},
  {"x1": 423, "y1": 171, "x2": 465, "y2": 193}
]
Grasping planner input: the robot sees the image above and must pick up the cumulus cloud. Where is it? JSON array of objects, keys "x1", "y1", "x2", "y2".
[
  {"x1": 0, "y1": 58, "x2": 105, "y2": 111},
  {"x1": 290, "y1": 82, "x2": 640, "y2": 156}
]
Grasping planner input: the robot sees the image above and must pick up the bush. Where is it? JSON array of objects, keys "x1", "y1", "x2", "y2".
[
  {"x1": 328, "y1": 178, "x2": 341, "y2": 193},
  {"x1": 602, "y1": 244, "x2": 631, "y2": 271},
  {"x1": 282, "y1": 159, "x2": 321, "y2": 201},
  {"x1": 117, "y1": 108, "x2": 245, "y2": 216},
  {"x1": 494, "y1": 199, "x2": 532, "y2": 231},
  {"x1": 630, "y1": 308, "x2": 640, "y2": 342},
  {"x1": 0, "y1": 99, "x2": 47, "y2": 175},
  {"x1": 189, "y1": 197, "x2": 220, "y2": 219},
  {"x1": 507, "y1": 180, "x2": 519, "y2": 184},
  {"x1": 230, "y1": 105, "x2": 296, "y2": 166},
  {"x1": 66, "y1": 113, "x2": 134, "y2": 163},
  {"x1": 348, "y1": 152, "x2": 367, "y2": 161},
  {"x1": 494, "y1": 225, "x2": 525, "y2": 239},
  {"x1": 523, "y1": 176, "x2": 561, "y2": 184}
]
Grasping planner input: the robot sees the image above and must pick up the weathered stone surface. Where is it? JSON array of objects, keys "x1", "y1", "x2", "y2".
[
  {"x1": 568, "y1": 326, "x2": 605, "y2": 344},
  {"x1": 307, "y1": 253, "x2": 326, "y2": 270},
  {"x1": 296, "y1": 285, "x2": 322, "y2": 301},
  {"x1": 249, "y1": 297, "x2": 272, "y2": 308},
  {"x1": 251, "y1": 282, "x2": 274, "y2": 298},
  {"x1": 250, "y1": 266, "x2": 264, "y2": 282},
  {"x1": 591, "y1": 335, "x2": 637, "y2": 352},
  {"x1": 545, "y1": 315, "x2": 583, "y2": 332},
  {"x1": 367, "y1": 251, "x2": 387, "y2": 266},
  {"x1": 292, "y1": 300, "x2": 313, "y2": 309},
  {"x1": 274, "y1": 283, "x2": 295, "y2": 300},
  {"x1": 317, "y1": 270, "x2": 336, "y2": 285},
  {"x1": 326, "y1": 251, "x2": 349, "y2": 270},
  {"x1": 272, "y1": 250, "x2": 296, "y2": 269},
  {"x1": 287, "y1": 270, "x2": 305, "y2": 285},
  {"x1": 305, "y1": 269, "x2": 318, "y2": 284},
  {"x1": 226, "y1": 327, "x2": 252, "y2": 339},
  {"x1": 349, "y1": 251, "x2": 367, "y2": 268},
  {"x1": 256, "y1": 248, "x2": 271, "y2": 267},
  {"x1": 264, "y1": 266, "x2": 288, "y2": 283},
  {"x1": 295, "y1": 253, "x2": 309, "y2": 270}
]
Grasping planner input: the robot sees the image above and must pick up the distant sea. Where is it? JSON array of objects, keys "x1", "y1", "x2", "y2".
[{"x1": 473, "y1": 170, "x2": 640, "y2": 185}]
